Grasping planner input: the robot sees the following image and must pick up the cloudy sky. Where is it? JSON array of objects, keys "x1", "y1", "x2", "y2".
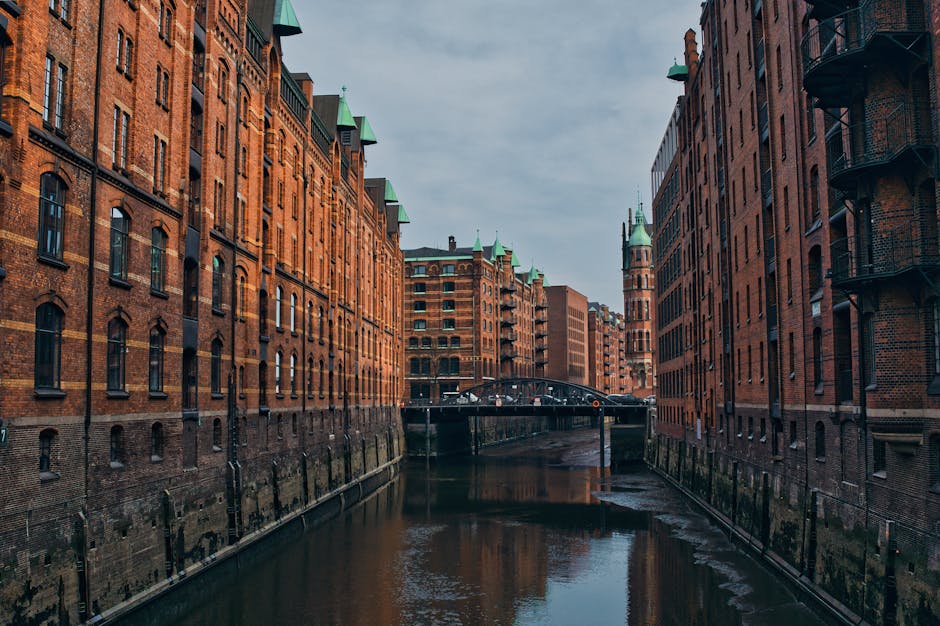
[{"x1": 283, "y1": 1, "x2": 702, "y2": 310}]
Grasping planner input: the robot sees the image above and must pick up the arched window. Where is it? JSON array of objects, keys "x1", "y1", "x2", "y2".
[
  {"x1": 307, "y1": 301, "x2": 314, "y2": 336},
  {"x1": 408, "y1": 337, "x2": 418, "y2": 349},
  {"x1": 35, "y1": 303, "x2": 63, "y2": 391},
  {"x1": 212, "y1": 256, "x2": 224, "y2": 311},
  {"x1": 183, "y1": 258, "x2": 198, "y2": 318},
  {"x1": 149, "y1": 327, "x2": 165, "y2": 393},
  {"x1": 306, "y1": 357, "x2": 314, "y2": 397},
  {"x1": 210, "y1": 338, "x2": 223, "y2": 395},
  {"x1": 808, "y1": 246, "x2": 823, "y2": 295},
  {"x1": 438, "y1": 336, "x2": 448, "y2": 348},
  {"x1": 212, "y1": 418, "x2": 222, "y2": 451},
  {"x1": 150, "y1": 227, "x2": 167, "y2": 292},
  {"x1": 259, "y1": 289, "x2": 268, "y2": 335},
  {"x1": 39, "y1": 428, "x2": 57, "y2": 475},
  {"x1": 815, "y1": 421, "x2": 826, "y2": 461},
  {"x1": 451, "y1": 336, "x2": 460, "y2": 348},
  {"x1": 110, "y1": 425, "x2": 125, "y2": 467},
  {"x1": 274, "y1": 351, "x2": 282, "y2": 395},
  {"x1": 182, "y1": 348, "x2": 197, "y2": 409},
  {"x1": 151, "y1": 422, "x2": 164, "y2": 461},
  {"x1": 258, "y1": 361, "x2": 268, "y2": 405},
  {"x1": 318, "y1": 359, "x2": 325, "y2": 396},
  {"x1": 421, "y1": 337, "x2": 432, "y2": 349},
  {"x1": 238, "y1": 365, "x2": 245, "y2": 397},
  {"x1": 39, "y1": 173, "x2": 66, "y2": 261},
  {"x1": 812, "y1": 327, "x2": 823, "y2": 391},
  {"x1": 289, "y1": 293, "x2": 296, "y2": 332},
  {"x1": 106, "y1": 317, "x2": 127, "y2": 392},
  {"x1": 318, "y1": 306, "x2": 324, "y2": 340},
  {"x1": 238, "y1": 276, "x2": 246, "y2": 318},
  {"x1": 275, "y1": 286, "x2": 283, "y2": 329},
  {"x1": 289, "y1": 352, "x2": 296, "y2": 395},
  {"x1": 109, "y1": 207, "x2": 130, "y2": 281}
]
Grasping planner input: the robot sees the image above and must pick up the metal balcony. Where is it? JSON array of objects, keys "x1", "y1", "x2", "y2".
[
  {"x1": 802, "y1": 0, "x2": 927, "y2": 107},
  {"x1": 500, "y1": 332, "x2": 518, "y2": 344},
  {"x1": 535, "y1": 358, "x2": 548, "y2": 367},
  {"x1": 830, "y1": 212, "x2": 940, "y2": 289},
  {"x1": 826, "y1": 99, "x2": 933, "y2": 192},
  {"x1": 500, "y1": 349, "x2": 518, "y2": 360},
  {"x1": 535, "y1": 300, "x2": 547, "y2": 310},
  {"x1": 803, "y1": 0, "x2": 855, "y2": 20},
  {"x1": 535, "y1": 329, "x2": 547, "y2": 339},
  {"x1": 758, "y1": 102, "x2": 769, "y2": 142},
  {"x1": 534, "y1": 315, "x2": 547, "y2": 325},
  {"x1": 500, "y1": 281, "x2": 517, "y2": 293},
  {"x1": 761, "y1": 168, "x2": 773, "y2": 208},
  {"x1": 500, "y1": 300, "x2": 517, "y2": 310},
  {"x1": 535, "y1": 344, "x2": 546, "y2": 353},
  {"x1": 500, "y1": 315, "x2": 517, "y2": 327}
]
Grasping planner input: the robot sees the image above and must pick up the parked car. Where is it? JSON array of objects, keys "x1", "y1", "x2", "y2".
[
  {"x1": 644, "y1": 395, "x2": 656, "y2": 405},
  {"x1": 456, "y1": 392, "x2": 479, "y2": 405},
  {"x1": 530, "y1": 394, "x2": 560, "y2": 405},
  {"x1": 486, "y1": 394, "x2": 515, "y2": 405}
]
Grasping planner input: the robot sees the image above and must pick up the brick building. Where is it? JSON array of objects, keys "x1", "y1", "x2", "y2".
[
  {"x1": 622, "y1": 209, "x2": 657, "y2": 397},
  {"x1": 0, "y1": 0, "x2": 406, "y2": 622},
  {"x1": 650, "y1": 0, "x2": 940, "y2": 623},
  {"x1": 587, "y1": 303, "x2": 630, "y2": 394},
  {"x1": 402, "y1": 233, "x2": 547, "y2": 402},
  {"x1": 545, "y1": 285, "x2": 589, "y2": 386}
]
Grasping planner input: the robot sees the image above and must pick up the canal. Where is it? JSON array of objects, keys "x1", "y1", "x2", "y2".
[{"x1": 121, "y1": 429, "x2": 831, "y2": 625}]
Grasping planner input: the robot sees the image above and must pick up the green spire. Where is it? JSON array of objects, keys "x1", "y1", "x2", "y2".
[
  {"x1": 336, "y1": 87, "x2": 357, "y2": 131},
  {"x1": 356, "y1": 116, "x2": 377, "y2": 145},
  {"x1": 527, "y1": 263, "x2": 539, "y2": 284},
  {"x1": 491, "y1": 234, "x2": 505, "y2": 260},
  {"x1": 628, "y1": 211, "x2": 652, "y2": 247},
  {"x1": 472, "y1": 230, "x2": 483, "y2": 253},
  {"x1": 396, "y1": 204, "x2": 410, "y2": 224},
  {"x1": 510, "y1": 250, "x2": 521, "y2": 268},
  {"x1": 384, "y1": 179, "x2": 398, "y2": 203},
  {"x1": 273, "y1": 0, "x2": 302, "y2": 36}
]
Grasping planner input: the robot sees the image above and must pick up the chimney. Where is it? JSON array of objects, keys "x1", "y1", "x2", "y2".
[{"x1": 448, "y1": 235, "x2": 456, "y2": 252}]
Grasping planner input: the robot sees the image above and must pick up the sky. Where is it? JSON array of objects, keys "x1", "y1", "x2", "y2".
[{"x1": 283, "y1": 0, "x2": 702, "y2": 311}]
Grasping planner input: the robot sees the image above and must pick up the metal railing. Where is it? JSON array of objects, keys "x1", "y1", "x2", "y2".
[
  {"x1": 801, "y1": 0, "x2": 927, "y2": 79},
  {"x1": 830, "y1": 208, "x2": 940, "y2": 284},
  {"x1": 826, "y1": 98, "x2": 932, "y2": 180}
]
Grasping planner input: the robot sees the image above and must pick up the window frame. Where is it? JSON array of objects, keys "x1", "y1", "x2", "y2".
[
  {"x1": 109, "y1": 207, "x2": 130, "y2": 283},
  {"x1": 35, "y1": 303, "x2": 64, "y2": 392},
  {"x1": 106, "y1": 317, "x2": 128, "y2": 393},
  {"x1": 38, "y1": 173, "x2": 66, "y2": 262}
]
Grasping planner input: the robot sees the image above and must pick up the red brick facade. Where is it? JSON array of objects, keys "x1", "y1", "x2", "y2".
[
  {"x1": 651, "y1": 1, "x2": 940, "y2": 622},
  {"x1": 0, "y1": 1, "x2": 405, "y2": 622},
  {"x1": 545, "y1": 285, "x2": 589, "y2": 386},
  {"x1": 402, "y1": 235, "x2": 546, "y2": 402},
  {"x1": 587, "y1": 303, "x2": 631, "y2": 394}
]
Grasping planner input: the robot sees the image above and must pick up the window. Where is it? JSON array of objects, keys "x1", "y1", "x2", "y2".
[
  {"x1": 210, "y1": 338, "x2": 223, "y2": 395},
  {"x1": 814, "y1": 422, "x2": 826, "y2": 460},
  {"x1": 211, "y1": 256, "x2": 224, "y2": 312},
  {"x1": 450, "y1": 336, "x2": 460, "y2": 348},
  {"x1": 149, "y1": 327, "x2": 165, "y2": 393},
  {"x1": 413, "y1": 282, "x2": 426, "y2": 293},
  {"x1": 274, "y1": 351, "x2": 282, "y2": 395},
  {"x1": 156, "y1": 66, "x2": 170, "y2": 108},
  {"x1": 443, "y1": 281, "x2": 455, "y2": 293},
  {"x1": 35, "y1": 303, "x2": 63, "y2": 391},
  {"x1": 808, "y1": 246, "x2": 823, "y2": 295},
  {"x1": 39, "y1": 429, "x2": 57, "y2": 476},
  {"x1": 442, "y1": 300, "x2": 455, "y2": 311},
  {"x1": 49, "y1": 0, "x2": 69, "y2": 21},
  {"x1": 275, "y1": 286, "x2": 283, "y2": 329},
  {"x1": 182, "y1": 348, "x2": 198, "y2": 409},
  {"x1": 110, "y1": 425, "x2": 125, "y2": 467},
  {"x1": 442, "y1": 319, "x2": 455, "y2": 330},
  {"x1": 106, "y1": 318, "x2": 127, "y2": 392},
  {"x1": 150, "y1": 228, "x2": 167, "y2": 293},
  {"x1": 413, "y1": 265, "x2": 427, "y2": 276},
  {"x1": 109, "y1": 207, "x2": 130, "y2": 282},
  {"x1": 408, "y1": 337, "x2": 418, "y2": 349},
  {"x1": 38, "y1": 173, "x2": 66, "y2": 261},
  {"x1": 116, "y1": 30, "x2": 133, "y2": 77},
  {"x1": 112, "y1": 106, "x2": 130, "y2": 168},
  {"x1": 218, "y1": 64, "x2": 228, "y2": 101},
  {"x1": 863, "y1": 313, "x2": 875, "y2": 386},
  {"x1": 421, "y1": 337, "x2": 431, "y2": 349},
  {"x1": 413, "y1": 301, "x2": 426, "y2": 312},
  {"x1": 318, "y1": 306, "x2": 324, "y2": 340},
  {"x1": 306, "y1": 301, "x2": 314, "y2": 336},
  {"x1": 43, "y1": 56, "x2": 67, "y2": 130},
  {"x1": 442, "y1": 264, "x2": 456, "y2": 275},
  {"x1": 438, "y1": 336, "x2": 448, "y2": 349},
  {"x1": 212, "y1": 418, "x2": 222, "y2": 451},
  {"x1": 289, "y1": 293, "x2": 296, "y2": 332},
  {"x1": 873, "y1": 438, "x2": 886, "y2": 476},
  {"x1": 812, "y1": 327, "x2": 823, "y2": 392},
  {"x1": 414, "y1": 320, "x2": 426, "y2": 331},
  {"x1": 151, "y1": 422, "x2": 164, "y2": 461},
  {"x1": 289, "y1": 353, "x2": 296, "y2": 396},
  {"x1": 153, "y1": 136, "x2": 167, "y2": 193},
  {"x1": 306, "y1": 357, "x2": 314, "y2": 397},
  {"x1": 809, "y1": 166, "x2": 820, "y2": 223},
  {"x1": 183, "y1": 259, "x2": 198, "y2": 318},
  {"x1": 258, "y1": 361, "x2": 268, "y2": 404},
  {"x1": 158, "y1": 1, "x2": 173, "y2": 42}
]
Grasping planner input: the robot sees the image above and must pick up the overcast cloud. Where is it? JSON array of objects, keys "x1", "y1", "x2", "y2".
[{"x1": 283, "y1": 1, "x2": 702, "y2": 310}]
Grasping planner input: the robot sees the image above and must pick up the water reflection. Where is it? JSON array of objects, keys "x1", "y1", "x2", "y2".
[{"x1": 122, "y1": 436, "x2": 826, "y2": 626}]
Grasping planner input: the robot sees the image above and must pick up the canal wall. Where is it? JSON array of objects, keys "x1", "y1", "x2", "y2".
[
  {"x1": 646, "y1": 435, "x2": 940, "y2": 626},
  {"x1": 0, "y1": 407, "x2": 404, "y2": 625},
  {"x1": 405, "y1": 414, "x2": 566, "y2": 457}
]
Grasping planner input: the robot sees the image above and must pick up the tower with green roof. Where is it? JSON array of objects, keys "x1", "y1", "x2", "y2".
[{"x1": 622, "y1": 205, "x2": 656, "y2": 394}]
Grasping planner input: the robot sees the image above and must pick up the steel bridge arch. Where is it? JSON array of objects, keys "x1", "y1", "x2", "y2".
[{"x1": 451, "y1": 377, "x2": 618, "y2": 406}]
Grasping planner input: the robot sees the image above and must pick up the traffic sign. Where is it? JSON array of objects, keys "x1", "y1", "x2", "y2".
[{"x1": 591, "y1": 400, "x2": 600, "y2": 408}]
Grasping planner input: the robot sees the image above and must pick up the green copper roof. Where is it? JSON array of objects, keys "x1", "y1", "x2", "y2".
[
  {"x1": 667, "y1": 58, "x2": 688, "y2": 82},
  {"x1": 472, "y1": 231, "x2": 483, "y2": 253},
  {"x1": 272, "y1": 0, "x2": 302, "y2": 36},
  {"x1": 356, "y1": 116, "x2": 377, "y2": 145},
  {"x1": 336, "y1": 91, "x2": 357, "y2": 131},
  {"x1": 384, "y1": 179, "x2": 398, "y2": 203},
  {"x1": 492, "y1": 236, "x2": 505, "y2": 260},
  {"x1": 526, "y1": 264, "x2": 539, "y2": 284},
  {"x1": 510, "y1": 250, "x2": 521, "y2": 267},
  {"x1": 396, "y1": 204, "x2": 410, "y2": 224},
  {"x1": 628, "y1": 212, "x2": 652, "y2": 247}
]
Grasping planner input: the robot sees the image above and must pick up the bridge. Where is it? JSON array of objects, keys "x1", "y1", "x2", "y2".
[{"x1": 401, "y1": 377, "x2": 650, "y2": 465}]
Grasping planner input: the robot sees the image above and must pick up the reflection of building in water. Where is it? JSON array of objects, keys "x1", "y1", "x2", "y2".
[
  {"x1": 470, "y1": 462, "x2": 597, "y2": 505},
  {"x1": 628, "y1": 517, "x2": 742, "y2": 626}
]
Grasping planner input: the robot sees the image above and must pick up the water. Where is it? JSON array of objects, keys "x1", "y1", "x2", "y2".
[{"x1": 123, "y1": 429, "x2": 831, "y2": 626}]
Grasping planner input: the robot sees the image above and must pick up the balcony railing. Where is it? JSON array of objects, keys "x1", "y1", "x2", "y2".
[
  {"x1": 826, "y1": 98, "x2": 933, "y2": 189},
  {"x1": 535, "y1": 330, "x2": 547, "y2": 339},
  {"x1": 500, "y1": 332, "x2": 518, "y2": 343},
  {"x1": 802, "y1": 0, "x2": 927, "y2": 105},
  {"x1": 755, "y1": 38, "x2": 765, "y2": 77},
  {"x1": 500, "y1": 350, "x2": 518, "y2": 360},
  {"x1": 534, "y1": 314, "x2": 547, "y2": 324},
  {"x1": 501, "y1": 315, "x2": 517, "y2": 327},
  {"x1": 500, "y1": 281, "x2": 517, "y2": 293},
  {"x1": 830, "y1": 209, "x2": 940, "y2": 286},
  {"x1": 758, "y1": 102, "x2": 769, "y2": 141},
  {"x1": 761, "y1": 168, "x2": 773, "y2": 207},
  {"x1": 500, "y1": 300, "x2": 517, "y2": 310},
  {"x1": 535, "y1": 300, "x2": 547, "y2": 310},
  {"x1": 535, "y1": 344, "x2": 546, "y2": 353},
  {"x1": 280, "y1": 67, "x2": 308, "y2": 123}
]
